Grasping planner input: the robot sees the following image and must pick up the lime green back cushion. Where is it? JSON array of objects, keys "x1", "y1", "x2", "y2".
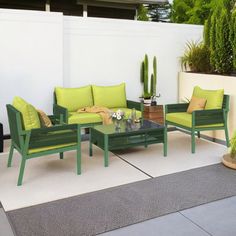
[
  {"x1": 13, "y1": 97, "x2": 41, "y2": 130},
  {"x1": 55, "y1": 86, "x2": 93, "y2": 112},
  {"x1": 92, "y1": 83, "x2": 127, "y2": 108},
  {"x1": 192, "y1": 86, "x2": 224, "y2": 109}
]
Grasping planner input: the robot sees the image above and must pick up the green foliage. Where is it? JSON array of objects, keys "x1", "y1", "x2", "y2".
[
  {"x1": 231, "y1": 10, "x2": 236, "y2": 70},
  {"x1": 181, "y1": 41, "x2": 212, "y2": 73},
  {"x1": 230, "y1": 131, "x2": 236, "y2": 158},
  {"x1": 137, "y1": 5, "x2": 149, "y2": 21},
  {"x1": 171, "y1": 0, "x2": 194, "y2": 23},
  {"x1": 171, "y1": 0, "x2": 235, "y2": 25},
  {"x1": 140, "y1": 55, "x2": 157, "y2": 98},
  {"x1": 187, "y1": 0, "x2": 212, "y2": 25},
  {"x1": 215, "y1": 9, "x2": 233, "y2": 74},
  {"x1": 209, "y1": 10, "x2": 219, "y2": 71},
  {"x1": 203, "y1": 13, "x2": 211, "y2": 47}
]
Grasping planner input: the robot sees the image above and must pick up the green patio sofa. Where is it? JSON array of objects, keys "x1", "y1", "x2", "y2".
[
  {"x1": 53, "y1": 83, "x2": 143, "y2": 128},
  {"x1": 165, "y1": 86, "x2": 230, "y2": 153}
]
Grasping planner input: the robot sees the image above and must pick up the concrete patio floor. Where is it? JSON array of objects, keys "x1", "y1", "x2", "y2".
[{"x1": 0, "y1": 131, "x2": 231, "y2": 236}]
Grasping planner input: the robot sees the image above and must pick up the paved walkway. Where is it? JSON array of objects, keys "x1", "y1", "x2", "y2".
[{"x1": 102, "y1": 196, "x2": 236, "y2": 236}]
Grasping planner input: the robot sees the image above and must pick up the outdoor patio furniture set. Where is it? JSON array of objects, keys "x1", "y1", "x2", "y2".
[{"x1": 6, "y1": 84, "x2": 229, "y2": 185}]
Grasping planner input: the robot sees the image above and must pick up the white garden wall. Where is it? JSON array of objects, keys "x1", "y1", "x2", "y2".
[
  {"x1": 0, "y1": 9, "x2": 203, "y2": 134},
  {"x1": 63, "y1": 17, "x2": 203, "y2": 103},
  {"x1": 0, "y1": 9, "x2": 63, "y2": 134}
]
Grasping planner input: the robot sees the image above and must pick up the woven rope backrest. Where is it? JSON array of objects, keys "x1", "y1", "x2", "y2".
[{"x1": 6, "y1": 105, "x2": 23, "y2": 149}]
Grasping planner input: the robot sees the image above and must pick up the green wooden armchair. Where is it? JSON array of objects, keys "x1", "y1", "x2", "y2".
[
  {"x1": 165, "y1": 95, "x2": 230, "y2": 153},
  {"x1": 7, "y1": 104, "x2": 81, "y2": 186}
]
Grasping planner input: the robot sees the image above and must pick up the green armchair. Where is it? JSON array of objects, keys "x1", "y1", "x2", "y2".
[
  {"x1": 165, "y1": 95, "x2": 230, "y2": 153},
  {"x1": 7, "y1": 104, "x2": 81, "y2": 186}
]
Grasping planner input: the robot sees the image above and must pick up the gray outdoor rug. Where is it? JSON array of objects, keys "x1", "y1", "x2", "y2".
[{"x1": 7, "y1": 164, "x2": 236, "y2": 236}]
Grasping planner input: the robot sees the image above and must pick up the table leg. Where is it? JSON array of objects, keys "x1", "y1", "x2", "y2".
[
  {"x1": 89, "y1": 130, "x2": 93, "y2": 157},
  {"x1": 104, "y1": 134, "x2": 109, "y2": 167},
  {"x1": 164, "y1": 127, "x2": 167, "y2": 157}
]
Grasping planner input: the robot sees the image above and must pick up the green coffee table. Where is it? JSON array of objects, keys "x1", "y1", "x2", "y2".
[{"x1": 89, "y1": 120, "x2": 167, "y2": 167}]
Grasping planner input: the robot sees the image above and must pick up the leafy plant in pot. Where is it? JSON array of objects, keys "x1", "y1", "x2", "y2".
[
  {"x1": 140, "y1": 54, "x2": 160, "y2": 105},
  {"x1": 222, "y1": 131, "x2": 236, "y2": 169},
  {"x1": 180, "y1": 41, "x2": 212, "y2": 73}
]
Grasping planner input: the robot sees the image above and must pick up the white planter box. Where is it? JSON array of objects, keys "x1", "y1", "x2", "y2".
[{"x1": 178, "y1": 72, "x2": 236, "y2": 142}]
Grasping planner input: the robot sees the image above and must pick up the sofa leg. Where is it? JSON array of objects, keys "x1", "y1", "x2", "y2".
[{"x1": 191, "y1": 131, "x2": 196, "y2": 154}]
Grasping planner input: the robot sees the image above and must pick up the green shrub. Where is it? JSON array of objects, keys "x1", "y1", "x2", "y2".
[
  {"x1": 230, "y1": 131, "x2": 236, "y2": 158},
  {"x1": 231, "y1": 11, "x2": 236, "y2": 70},
  {"x1": 215, "y1": 9, "x2": 233, "y2": 74},
  {"x1": 181, "y1": 41, "x2": 212, "y2": 73},
  {"x1": 204, "y1": 14, "x2": 211, "y2": 48},
  {"x1": 209, "y1": 10, "x2": 218, "y2": 71}
]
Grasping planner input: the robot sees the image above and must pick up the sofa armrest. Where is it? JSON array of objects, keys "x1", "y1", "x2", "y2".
[
  {"x1": 53, "y1": 104, "x2": 68, "y2": 123},
  {"x1": 192, "y1": 109, "x2": 225, "y2": 126},
  {"x1": 127, "y1": 100, "x2": 144, "y2": 112},
  {"x1": 165, "y1": 103, "x2": 189, "y2": 114},
  {"x1": 48, "y1": 115, "x2": 64, "y2": 125}
]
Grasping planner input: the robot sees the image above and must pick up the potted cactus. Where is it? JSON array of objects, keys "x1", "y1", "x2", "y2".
[
  {"x1": 140, "y1": 54, "x2": 160, "y2": 105},
  {"x1": 222, "y1": 131, "x2": 236, "y2": 169}
]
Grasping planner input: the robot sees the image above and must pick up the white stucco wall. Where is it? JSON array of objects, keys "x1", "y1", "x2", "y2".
[
  {"x1": 0, "y1": 9, "x2": 63, "y2": 134},
  {"x1": 0, "y1": 9, "x2": 203, "y2": 134},
  {"x1": 63, "y1": 17, "x2": 203, "y2": 104}
]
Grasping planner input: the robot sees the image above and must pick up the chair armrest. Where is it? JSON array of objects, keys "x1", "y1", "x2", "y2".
[
  {"x1": 165, "y1": 103, "x2": 189, "y2": 114},
  {"x1": 48, "y1": 115, "x2": 63, "y2": 125},
  {"x1": 127, "y1": 100, "x2": 144, "y2": 112},
  {"x1": 53, "y1": 104, "x2": 68, "y2": 123},
  {"x1": 192, "y1": 109, "x2": 225, "y2": 126},
  {"x1": 29, "y1": 124, "x2": 81, "y2": 149},
  {"x1": 31, "y1": 123, "x2": 80, "y2": 135}
]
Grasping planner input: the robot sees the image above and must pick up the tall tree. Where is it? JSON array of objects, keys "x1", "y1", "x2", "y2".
[
  {"x1": 171, "y1": 0, "x2": 194, "y2": 23},
  {"x1": 215, "y1": 9, "x2": 233, "y2": 74},
  {"x1": 187, "y1": 0, "x2": 212, "y2": 25},
  {"x1": 137, "y1": 4, "x2": 149, "y2": 21},
  {"x1": 204, "y1": 13, "x2": 212, "y2": 47},
  {"x1": 230, "y1": 10, "x2": 236, "y2": 70}
]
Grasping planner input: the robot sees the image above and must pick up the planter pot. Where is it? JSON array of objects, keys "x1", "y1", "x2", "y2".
[
  {"x1": 222, "y1": 154, "x2": 236, "y2": 170},
  {"x1": 143, "y1": 99, "x2": 152, "y2": 105}
]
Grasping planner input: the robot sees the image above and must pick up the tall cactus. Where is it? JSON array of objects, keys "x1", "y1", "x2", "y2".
[
  {"x1": 141, "y1": 54, "x2": 157, "y2": 98},
  {"x1": 152, "y1": 56, "x2": 157, "y2": 96}
]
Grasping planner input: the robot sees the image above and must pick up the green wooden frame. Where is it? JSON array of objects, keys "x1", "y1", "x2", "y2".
[
  {"x1": 6, "y1": 104, "x2": 81, "y2": 186},
  {"x1": 165, "y1": 95, "x2": 230, "y2": 153},
  {"x1": 90, "y1": 121, "x2": 167, "y2": 167},
  {"x1": 53, "y1": 92, "x2": 144, "y2": 128}
]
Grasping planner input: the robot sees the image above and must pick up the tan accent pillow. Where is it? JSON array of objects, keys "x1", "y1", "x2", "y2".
[
  {"x1": 37, "y1": 109, "x2": 53, "y2": 127},
  {"x1": 187, "y1": 96, "x2": 207, "y2": 114}
]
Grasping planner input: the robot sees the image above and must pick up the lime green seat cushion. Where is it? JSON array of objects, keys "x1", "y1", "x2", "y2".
[
  {"x1": 55, "y1": 86, "x2": 93, "y2": 112},
  {"x1": 166, "y1": 112, "x2": 223, "y2": 128},
  {"x1": 192, "y1": 86, "x2": 224, "y2": 109},
  {"x1": 13, "y1": 97, "x2": 40, "y2": 130},
  {"x1": 28, "y1": 143, "x2": 77, "y2": 154},
  {"x1": 112, "y1": 108, "x2": 142, "y2": 120},
  {"x1": 92, "y1": 83, "x2": 127, "y2": 108},
  {"x1": 68, "y1": 112, "x2": 102, "y2": 124}
]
